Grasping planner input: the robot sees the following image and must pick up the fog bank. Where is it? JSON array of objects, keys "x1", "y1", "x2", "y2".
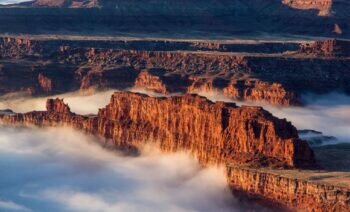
[
  {"x1": 198, "y1": 91, "x2": 350, "y2": 143},
  {"x1": 0, "y1": 90, "x2": 116, "y2": 115},
  {"x1": 0, "y1": 126, "x2": 270, "y2": 212}
]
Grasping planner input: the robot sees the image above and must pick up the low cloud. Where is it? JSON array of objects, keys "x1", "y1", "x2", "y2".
[
  {"x1": 0, "y1": 90, "x2": 116, "y2": 115},
  {"x1": 199, "y1": 91, "x2": 350, "y2": 143},
  {"x1": 2, "y1": 90, "x2": 347, "y2": 211},
  {"x1": 0, "y1": 199, "x2": 31, "y2": 212},
  {"x1": 0, "y1": 126, "x2": 256, "y2": 212}
]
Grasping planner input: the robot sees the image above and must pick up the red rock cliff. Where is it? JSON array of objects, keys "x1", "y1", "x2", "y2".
[
  {"x1": 0, "y1": 92, "x2": 315, "y2": 168},
  {"x1": 227, "y1": 166, "x2": 350, "y2": 211},
  {"x1": 3, "y1": 92, "x2": 349, "y2": 211},
  {"x1": 299, "y1": 39, "x2": 350, "y2": 57}
]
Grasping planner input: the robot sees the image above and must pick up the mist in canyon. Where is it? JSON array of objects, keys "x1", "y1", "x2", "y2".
[
  {"x1": 0, "y1": 126, "x2": 251, "y2": 212},
  {"x1": 135, "y1": 89, "x2": 350, "y2": 144},
  {"x1": 0, "y1": 90, "x2": 116, "y2": 115},
  {"x1": 1, "y1": 89, "x2": 350, "y2": 143},
  {"x1": 0, "y1": 88, "x2": 173, "y2": 115},
  {"x1": 195, "y1": 91, "x2": 350, "y2": 144},
  {"x1": 0, "y1": 90, "x2": 349, "y2": 211},
  {"x1": 0, "y1": 91, "x2": 272, "y2": 211}
]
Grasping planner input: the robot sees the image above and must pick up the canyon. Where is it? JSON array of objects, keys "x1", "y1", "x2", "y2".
[
  {"x1": 0, "y1": 36, "x2": 349, "y2": 105},
  {"x1": 0, "y1": 1, "x2": 349, "y2": 211},
  {"x1": 0, "y1": 92, "x2": 349, "y2": 211},
  {"x1": 1, "y1": 0, "x2": 349, "y2": 38}
]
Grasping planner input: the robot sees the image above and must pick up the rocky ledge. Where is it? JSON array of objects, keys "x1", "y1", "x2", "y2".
[{"x1": 0, "y1": 92, "x2": 315, "y2": 168}]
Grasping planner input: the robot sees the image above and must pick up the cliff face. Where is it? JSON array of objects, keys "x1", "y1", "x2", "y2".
[
  {"x1": 187, "y1": 78, "x2": 300, "y2": 105},
  {"x1": 37, "y1": 73, "x2": 53, "y2": 93},
  {"x1": 0, "y1": 37, "x2": 349, "y2": 106},
  {"x1": 227, "y1": 166, "x2": 350, "y2": 212},
  {"x1": 134, "y1": 71, "x2": 168, "y2": 94},
  {"x1": 0, "y1": 37, "x2": 41, "y2": 58},
  {"x1": 0, "y1": 92, "x2": 315, "y2": 168},
  {"x1": 299, "y1": 39, "x2": 350, "y2": 57}
]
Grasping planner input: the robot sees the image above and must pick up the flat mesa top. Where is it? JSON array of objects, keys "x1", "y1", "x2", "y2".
[{"x1": 229, "y1": 165, "x2": 350, "y2": 189}]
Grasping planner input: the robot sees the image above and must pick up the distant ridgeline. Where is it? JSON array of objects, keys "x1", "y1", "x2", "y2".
[{"x1": 0, "y1": 0, "x2": 348, "y2": 38}]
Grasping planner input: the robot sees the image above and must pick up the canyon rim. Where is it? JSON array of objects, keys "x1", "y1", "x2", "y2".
[{"x1": 0, "y1": 0, "x2": 350, "y2": 211}]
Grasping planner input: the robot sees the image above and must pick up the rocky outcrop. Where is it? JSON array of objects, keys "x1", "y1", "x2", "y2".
[
  {"x1": 38, "y1": 73, "x2": 53, "y2": 93},
  {"x1": 46, "y1": 98, "x2": 71, "y2": 113},
  {"x1": 134, "y1": 71, "x2": 168, "y2": 94},
  {"x1": 188, "y1": 78, "x2": 300, "y2": 105},
  {"x1": 0, "y1": 37, "x2": 349, "y2": 105},
  {"x1": 0, "y1": 37, "x2": 40, "y2": 58},
  {"x1": 0, "y1": 92, "x2": 315, "y2": 168},
  {"x1": 299, "y1": 39, "x2": 350, "y2": 57},
  {"x1": 227, "y1": 166, "x2": 350, "y2": 211}
]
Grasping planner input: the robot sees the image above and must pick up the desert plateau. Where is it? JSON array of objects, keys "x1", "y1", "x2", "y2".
[{"x1": 0, "y1": 0, "x2": 349, "y2": 211}]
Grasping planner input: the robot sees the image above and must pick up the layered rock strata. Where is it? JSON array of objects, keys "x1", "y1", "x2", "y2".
[
  {"x1": 0, "y1": 92, "x2": 315, "y2": 168},
  {"x1": 227, "y1": 166, "x2": 350, "y2": 211},
  {"x1": 299, "y1": 39, "x2": 350, "y2": 57},
  {"x1": 0, "y1": 37, "x2": 349, "y2": 105}
]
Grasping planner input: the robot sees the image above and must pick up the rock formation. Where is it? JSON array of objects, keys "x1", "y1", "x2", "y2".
[
  {"x1": 0, "y1": 92, "x2": 315, "y2": 168},
  {"x1": 299, "y1": 39, "x2": 350, "y2": 57},
  {"x1": 1, "y1": 92, "x2": 349, "y2": 211},
  {"x1": 38, "y1": 73, "x2": 53, "y2": 93},
  {"x1": 188, "y1": 78, "x2": 300, "y2": 105},
  {"x1": 134, "y1": 71, "x2": 168, "y2": 94},
  {"x1": 0, "y1": 37, "x2": 349, "y2": 106},
  {"x1": 227, "y1": 166, "x2": 350, "y2": 211}
]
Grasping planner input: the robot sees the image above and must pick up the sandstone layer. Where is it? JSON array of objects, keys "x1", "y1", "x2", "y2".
[
  {"x1": 0, "y1": 36, "x2": 349, "y2": 106},
  {"x1": 227, "y1": 166, "x2": 350, "y2": 211},
  {"x1": 299, "y1": 39, "x2": 350, "y2": 57},
  {"x1": 0, "y1": 92, "x2": 315, "y2": 168}
]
